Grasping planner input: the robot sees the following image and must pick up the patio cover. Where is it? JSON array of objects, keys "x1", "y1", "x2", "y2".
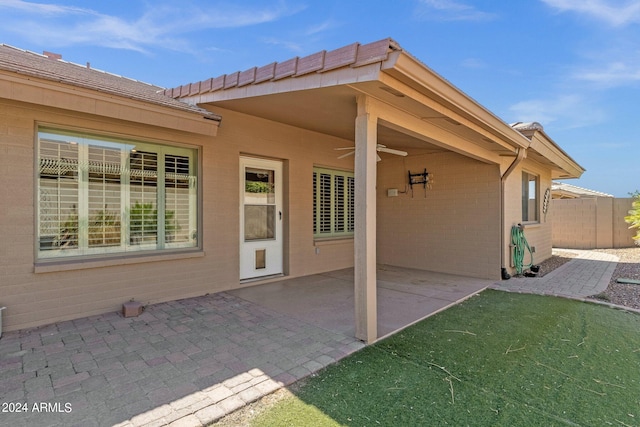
[{"x1": 168, "y1": 38, "x2": 584, "y2": 342}]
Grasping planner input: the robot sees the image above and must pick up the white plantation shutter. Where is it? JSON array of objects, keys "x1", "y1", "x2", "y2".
[
  {"x1": 37, "y1": 128, "x2": 198, "y2": 259},
  {"x1": 334, "y1": 175, "x2": 345, "y2": 233},
  {"x1": 39, "y1": 140, "x2": 79, "y2": 250},
  {"x1": 87, "y1": 145, "x2": 122, "y2": 248},
  {"x1": 347, "y1": 176, "x2": 355, "y2": 233},
  {"x1": 319, "y1": 172, "x2": 332, "y2": 234},
  {"x1": 129, "y1": 151, "x2": 158, "y2": 246},
  {"x1": 164, "y1": 154, "x2": 196, "y2": 246},
  {"x1": 313, "y1": 168, "x2": 355, "y2": 238}
]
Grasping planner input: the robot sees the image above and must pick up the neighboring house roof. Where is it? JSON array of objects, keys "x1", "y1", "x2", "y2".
[
  {"x1": 167, "y1": 38, "x2": 583, "y2": 179},
  {"x1": 551, "y1": 181, "x2": 614, "y2": 199},
  {"x1": 0, "y1": 44, "x2": 221, "y2": 122}
]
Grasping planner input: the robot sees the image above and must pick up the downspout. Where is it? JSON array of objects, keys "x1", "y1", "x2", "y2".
[{"x1": 500, "y1": 147, "x2": 527, "y2": 279}]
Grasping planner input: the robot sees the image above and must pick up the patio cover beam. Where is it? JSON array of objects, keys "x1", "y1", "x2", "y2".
[
  {"x1": 354, "y1": 95, "x2": 378, "y2": 344},
  {"x1": 362, "y1": 95, "x2": 505, "y2": 165}
]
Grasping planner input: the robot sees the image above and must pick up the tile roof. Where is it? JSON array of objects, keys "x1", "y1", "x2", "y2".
[
  {"x1": 0, "y1": 44, "x2": 220, "y2": 121},
  {"x1": 163, "y1": 38, "x2": 401, "y2": 99},
  {"x1": 552, "y1": 182, "x2": 613, "y2": 198},
  {"x1": 511, "y1": 122, "x2": 545, "y2": 132}
]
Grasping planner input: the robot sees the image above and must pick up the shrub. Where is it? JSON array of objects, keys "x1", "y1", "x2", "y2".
[{"x1": 625, "y1": 194, "x2": 640, "y2": 246}]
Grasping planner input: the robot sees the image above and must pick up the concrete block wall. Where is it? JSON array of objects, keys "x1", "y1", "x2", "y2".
[
  {"x1": 1, "y1": 95, "x2": 567, "y2": 330},
  {"x1": 0, "y1": 101, "x2": 357, "y2": 331},
  {"x1": 501, "y1": 159, "x2": 554, "y2": 271},
  {"x1": 213, "y1": 108, "x2": 356, "y2": 279},
  {"x1": 551, "y1": 197, "x2": 635, "y2": 249},
  {"x1": 376, "y1": 151, "x2": 502, "y2": 280}
]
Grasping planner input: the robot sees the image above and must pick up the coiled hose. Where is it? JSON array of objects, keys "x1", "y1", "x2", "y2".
[{"x1": 511, "y1": 224, "x2": 534, "y2": 275}]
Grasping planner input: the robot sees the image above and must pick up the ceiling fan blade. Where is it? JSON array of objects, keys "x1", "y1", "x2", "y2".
[
  {"x1": 334, "y1": 147, "x2": 356, "y2": 151},
  {"x1": 378, "y1": 147, "x2": 408, "y2": 156},
  {"x1": 337, "y1": 151, "x2": 355, "y2": 159}
]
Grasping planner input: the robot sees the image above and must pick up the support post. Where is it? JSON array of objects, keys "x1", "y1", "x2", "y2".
[{"x1": 354, "y1": 96, "x2": 378, "y2": 343}]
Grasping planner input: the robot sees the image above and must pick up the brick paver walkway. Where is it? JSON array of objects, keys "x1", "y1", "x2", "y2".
[
  {"x1": 0, "y1": 251, "x2": 620, "y2": 426},
  {"x1": 0, "y1": 293, "x2": 363, "y2": 427},
  {"x1": 491, "y1": 249, "x2": 619, "y2": 298}
]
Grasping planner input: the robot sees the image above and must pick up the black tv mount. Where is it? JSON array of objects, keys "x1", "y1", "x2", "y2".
[{"x1": 408, "y1": 169, "x2": 429, "y2": 190}]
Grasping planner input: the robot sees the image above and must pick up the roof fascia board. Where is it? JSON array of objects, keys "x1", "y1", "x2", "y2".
[
  {"x1": 381, "y1": 51, "x2": 530, "y2": 152},
  {"x1": 527, "y1": 130, "x2": 584, "y2": 178},
  {"x1": 181, "y1": 62, "x2": 383, "y2": 106},
  {"x1": 0, "y1": 72, "x2": 219, "y2": 136},
  {"x1": 362, "y1": 95, "x2": 502, "y2": 164}
]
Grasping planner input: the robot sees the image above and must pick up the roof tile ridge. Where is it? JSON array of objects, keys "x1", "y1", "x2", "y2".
[
  {"x1": 165, "y1": 37, "x2": 402, "y2": 99},
  {"x1": 0, "y1": 44, "x2": 165, "y2": 90}
]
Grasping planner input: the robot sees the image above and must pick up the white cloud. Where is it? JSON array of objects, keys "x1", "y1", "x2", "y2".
[
  {"x1": 303, "y1": 20, "x2": 338, "y2": 37},
  {"x1": 461, "y1": 58, "x2": 487, "y2": 69},
  {"x1": 0, "y1": 0, "x2": 303, "y2": 53},
  {"x1": 0, "y1": 0, "x2": 93, "y2": 15},
  {"x1": 259, "y1": 37, "x2": 304, "y2": 53},
  {"x1": 508, "y1": 94, "x2": 606, "y2": 129},
  {"x1": 574, "y1": 60, "x2": 640, "y2": 86},
  {"x1": 541, "y1": 0, "x2": 640, "y2": 26},
  {"x1": 414, "y1": 0, "x2": 497, "y2": 21}
]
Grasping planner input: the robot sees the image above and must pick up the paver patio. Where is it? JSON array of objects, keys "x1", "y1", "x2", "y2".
[{"x1": 0, "y1": 254, "x2": 618, "y2": 426}]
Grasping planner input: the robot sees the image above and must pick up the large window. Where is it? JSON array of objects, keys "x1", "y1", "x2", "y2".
[
  {"x1": 313, "y1": 167, "x2": 355, "y2": 238},
  {"x1": 38, "y1": 127, "x2": 198, "y2": 259},
  {"x1": 522, "y1": 171, "x2": 539, "y2": 222}
]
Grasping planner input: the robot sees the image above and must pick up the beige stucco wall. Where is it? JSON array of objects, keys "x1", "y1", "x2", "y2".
[
  {"x1": 501, "y1": 158, "x2": 554, "y2": 273},
  {"x1": 0, "y1": 101, "x2": 356, "y2": 332},
  {"x1": 377, "y1": 152, "x2": 502, "y2": 280},
  {"x1": 0, "y1": 95, "x2": 546, "y2": 331}
]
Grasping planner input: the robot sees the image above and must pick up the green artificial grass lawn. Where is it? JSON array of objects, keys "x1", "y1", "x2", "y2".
[{"x1": 252, "y1": 290, "x2": 640, "y2": 426}]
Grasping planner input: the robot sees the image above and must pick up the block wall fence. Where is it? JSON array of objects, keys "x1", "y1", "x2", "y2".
[{"x1": 550, "y1": 197, "x2": 635, "y2": 249}]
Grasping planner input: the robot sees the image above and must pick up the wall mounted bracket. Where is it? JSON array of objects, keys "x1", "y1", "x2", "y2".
[{"x1": 408, "y1": 169, "x2": 429, "y2": 190}]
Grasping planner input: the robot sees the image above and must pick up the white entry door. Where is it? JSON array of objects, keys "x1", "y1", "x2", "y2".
[{"x1": 240, "y1": 157, "x2": 283, "y2": 280}]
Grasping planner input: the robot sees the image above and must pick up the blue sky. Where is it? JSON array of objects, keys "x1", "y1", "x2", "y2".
[{"x1": 1, "y1": 0, "x2": 638, "y2": 196}]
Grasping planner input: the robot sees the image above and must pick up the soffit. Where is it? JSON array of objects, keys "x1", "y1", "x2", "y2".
[
  {"x1": 197, "y1": 78, "x2": 519, "y2": 157},
  {"x1": 172, "y1": 38, "x2": 534, "y2": 159}
]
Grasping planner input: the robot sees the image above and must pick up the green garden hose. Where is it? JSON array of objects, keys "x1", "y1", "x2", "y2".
[{"x1": 511, "y1": 224, "x2": 534, "y2": 275}]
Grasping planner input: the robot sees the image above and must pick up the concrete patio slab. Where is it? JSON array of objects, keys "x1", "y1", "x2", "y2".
[
  {"x1": 230, "y1": 265, "x2": 493, "y2": 339},
  {"x1": 0, "y1": 266, "x2": 492, "y2": 426}
]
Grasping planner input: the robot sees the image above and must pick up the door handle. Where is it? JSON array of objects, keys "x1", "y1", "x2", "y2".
[{"x1": 279, "y1": 211, "x2": 282, "y2": 220}]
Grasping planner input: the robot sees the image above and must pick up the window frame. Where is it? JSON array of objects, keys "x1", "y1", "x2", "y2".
[
  {"x1": 313, "y1": 167, "x2": 355, "y2": 239},
  {"x1": 36, "y1": 126, "x2": 200, "y2": 261},
  {"x1": 522, "y1": 170, "x2": 539, "y2": 223}
]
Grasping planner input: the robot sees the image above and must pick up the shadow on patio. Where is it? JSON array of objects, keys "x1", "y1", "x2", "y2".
[{"x1": 231, "y1": 265, "x2": 493, "y2": 339}]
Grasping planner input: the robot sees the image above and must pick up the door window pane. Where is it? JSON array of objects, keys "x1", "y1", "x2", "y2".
[
  {"x1": 244, "y1": 206, "x2": 275, "y2": 240},
  {"x1": 244, "y1": 167, "x2": 276, "y2": 241},
  {"x1": 244, "y1": 168, "x2": 275, "y2": 204}
]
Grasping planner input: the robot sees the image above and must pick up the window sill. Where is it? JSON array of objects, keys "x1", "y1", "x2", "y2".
[
  {"x1": 313, "y1": 237, "x2": 354, "y2": 246},
  {"x1": 34, "y1": 250, "x2": 205, "y2": 273},
  {"x1": 521, "y1": 221, "x2": 541, "y2": 229}
]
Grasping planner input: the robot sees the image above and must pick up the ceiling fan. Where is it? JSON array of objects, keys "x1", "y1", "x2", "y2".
[{"x1": 335, "y1": 144, "x2": 408, "y2": 162}]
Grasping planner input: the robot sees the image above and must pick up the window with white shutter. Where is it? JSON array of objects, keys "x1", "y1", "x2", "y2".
[
  {"x1": 37, "y1": 127, "x2": 198, "y2": 259},
  {"x1": 312, "y1": 167, "x2": 355, "y2": 238}
]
